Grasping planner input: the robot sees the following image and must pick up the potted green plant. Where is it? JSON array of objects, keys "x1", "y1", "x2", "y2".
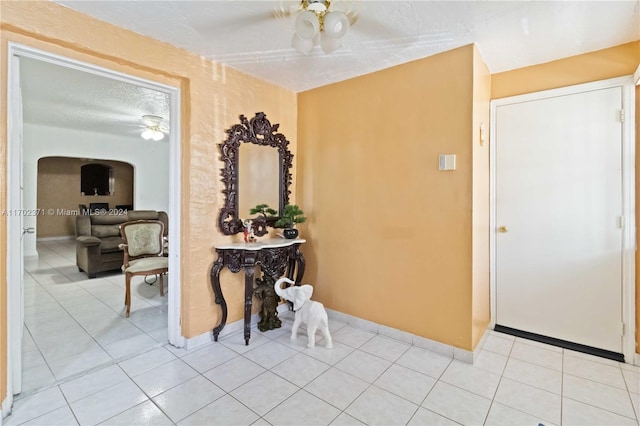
[
  {"x1": 275, "y1": 204, "x2": 306, "y2": 239},
  {"x1": 249, "y1": 203, "x2": 277, "y2": 218}
]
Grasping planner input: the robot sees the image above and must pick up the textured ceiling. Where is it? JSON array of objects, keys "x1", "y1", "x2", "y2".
[
  {"x1": 53, "y1": 0, "x2": 640, "y2": 92},
  {"x1": 20, "y1": 57, "x2": 170, "y2": 138},
  {"x1": 22, "y1": 1, "x2": 640, "y2": 137}
]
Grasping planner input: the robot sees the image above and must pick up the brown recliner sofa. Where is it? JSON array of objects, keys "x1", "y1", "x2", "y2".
[{"x1": 76, "y1": 210, "x2": 168, "y2": 278}]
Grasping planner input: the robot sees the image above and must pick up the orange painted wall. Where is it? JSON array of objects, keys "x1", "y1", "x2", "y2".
[
  {"x1": 492, "y1": 42, "x2": 640, "y2": 355},
  {"x1": 297, "y1": 45, "x2": 487, "y2": 351},
  {"x1": 492, "y1": 42, "x2": 640, "y2": 99},
  {"x1": 0, "y1": 1, "x2": 297, "y2": 403}
]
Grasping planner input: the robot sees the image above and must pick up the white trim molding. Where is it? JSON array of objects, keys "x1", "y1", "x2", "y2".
[
  {"x1": 184, "y1": 304, "x2": 293, "y2": 350},
  {"x1": 1, "y1": 395, "x2": 10, "y2": 422},
  {"x1": 5, "y1": 41, "x2": 23, "y2": 417},
  {"x1": 35, "y1": 236, "x2": 75, "y2": 242},
  {"x1": 326, "y1": 309, "x2": 488, "y2": 364}
]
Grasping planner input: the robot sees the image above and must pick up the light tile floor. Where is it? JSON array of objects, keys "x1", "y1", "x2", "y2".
[
  {"x1": 20, "y1": 240, "x2": 168, "y2": 394},
  {"x1": 5, "y1": 241, "x2": 640, "y2": 425}
]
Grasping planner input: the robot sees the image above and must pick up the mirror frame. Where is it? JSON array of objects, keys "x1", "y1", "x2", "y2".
[{"x1": 218, "y1": 112, "x2": 293, "y2": 236}]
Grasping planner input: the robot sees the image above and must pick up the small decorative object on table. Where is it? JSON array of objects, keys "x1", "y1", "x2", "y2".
[
  {"x1": 253, "y1": 274, "x2": 282, "y2": 332},
  {"x1": 248, "y1": 203, "x2": 277, "y2": 237},
  {"x1": 275, "y1": 277, "x2": 332, "y2": 349},
  {"x1": 275, "y1": 204, "x2": 306, "y2": 239},
  {"x1": 243, "y1": 219, "x2": 256, "y2": 243}
]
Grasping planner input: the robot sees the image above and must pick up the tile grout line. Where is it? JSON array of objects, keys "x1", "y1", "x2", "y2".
[
  {"x1": 20, "y1": 321, "x2": 58, "y2": 394},
  {"x1": 18, "y1": 241, "x2": 640, "y2": 426},
  {"x1": 332, "y1": 336, "x2": 412, "y2": 425},
  {"x1": 414, "y1": 357, "x2": 455, "y2": 425},
  {"x1": 22, "y1": 257, "x2": 92, "y2": 399},
  {"x1": 480, "y1": 333, "x2": 515, "y2": 425},
  {"x1": 20, "y1": 260, "x2": 171, "y2": 403},
  {"x1": 618, "y1": 361, "x2": 640, "y2": 422},
  {"x1": 253, "y1": 330, "x2": 367, "y2": 422}
]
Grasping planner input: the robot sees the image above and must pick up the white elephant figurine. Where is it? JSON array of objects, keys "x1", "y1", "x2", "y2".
[{"x1": 275, "y1": 278, "x2": 333, "y2": 349}]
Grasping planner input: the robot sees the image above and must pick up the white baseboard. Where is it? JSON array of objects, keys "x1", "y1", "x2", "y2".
[
  {"x1": 36, "y1": 236, "x2": 74, "y2": 242},
  {"x1": 634, "y1": 353, "x2": 640, "y2": 367},
  {"x1": 455, "y1": 328, "x2": 491, "y2": 364},
  {"x1": 1, "y1": 393, "x2": 12, "y2": 423},
  {"x1": 184, "y1": 304, "x2": 291, "y2": 350},
  {"x1": 183, "y1": 306, "x2": 488, "y2": 364},
  {"x1": 326, "y1": 309, "x2": 487, "y2": 364}
]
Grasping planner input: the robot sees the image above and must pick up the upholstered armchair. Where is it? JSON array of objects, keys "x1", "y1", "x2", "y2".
[
  {"x1": 119, "y1": 220, "x2": 169, "y2": 317},
  {"x1": 75, "y1": 210, "x2": 168, "y2": 278}
]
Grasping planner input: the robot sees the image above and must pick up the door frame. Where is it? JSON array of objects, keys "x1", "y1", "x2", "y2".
[
  {"x1": 489, "y1": 76, "x2": 636, "y2": 362},
  {"x1": 4, "y1": 45, "x2": 23, "y2": 417},
  {"x1": 4, "y1": 42, "x2": 184, "y2": 412}
]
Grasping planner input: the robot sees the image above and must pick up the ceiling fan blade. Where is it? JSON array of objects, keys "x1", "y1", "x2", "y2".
[
  {"x1": 345, "y1": 9, "x2": 359, "y2": 26},
  {"x1": 338, "y1": 1, "x2": 415, "y2": 42},
  {"x1": 185, "y1": 1, "x2": 299, "y2": 38},
  {"x1": 273, "y1": 0, "x2": 302, "y2": 19},
  {"x1": 188, "y1": 12, "x2": 275, "y2": 37}
]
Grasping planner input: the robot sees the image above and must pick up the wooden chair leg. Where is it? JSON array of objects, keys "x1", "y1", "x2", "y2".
[
  {"x1": 125, "y1": 273, "x2": 132, "y2": 318},
  {"x1": 159, "y1": 273, "x2": 164, "y2": 296}
]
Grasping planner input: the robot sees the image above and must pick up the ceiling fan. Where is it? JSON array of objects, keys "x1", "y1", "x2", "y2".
[
  {"x1": 187, "y1": 0, "x2": 361, "y2": 55},
  {"x1": 288, "y1": 0, "x2": 359, "y2": 54},
  {"x1": 140, "y1": 115, "x2": 169, "y2": 141}
]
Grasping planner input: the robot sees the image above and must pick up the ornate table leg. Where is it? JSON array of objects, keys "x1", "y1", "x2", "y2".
[
  {"x1": 294, "y1": 245, "x2": 306, "y2": 284},
  {"x1": 210, "y1": 254, "x2": 226, "y2": 341},
  {"x1": 243, "y1": 251, "x2": 257, "y2": 345}
]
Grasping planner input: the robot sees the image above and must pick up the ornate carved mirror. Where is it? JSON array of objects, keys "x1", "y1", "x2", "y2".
[{"x1": 218, "y1": 112, "x2": 293, "y2": 236}]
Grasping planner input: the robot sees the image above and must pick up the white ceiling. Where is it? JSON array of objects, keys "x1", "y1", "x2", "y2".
[
  {"x1": 20, "y1": 57, "x2": 171, "y2": 138},
  {"x1": 20, "y1": 1, "x2": 640, "y2": 138},
  {"x1": 52, "y1": 0, "x2": 640, "y2": 92}
]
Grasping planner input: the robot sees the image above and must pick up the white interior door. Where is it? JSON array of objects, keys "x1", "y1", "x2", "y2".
[
  {"x1": 7, "y1": 49, "x2": 25, "y2": 404},
  {"x1": 495, "y1": 86, "x2": 624, "y2": 354}
]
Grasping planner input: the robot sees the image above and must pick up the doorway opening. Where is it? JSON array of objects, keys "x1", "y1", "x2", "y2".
[{"x1": 6, "y1": 43, "x2": 183, "y2": 408}]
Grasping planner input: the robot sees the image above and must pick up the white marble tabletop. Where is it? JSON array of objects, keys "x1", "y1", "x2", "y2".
[{"x1": 215, "y1": 237, "x2": 306, "y2": 251}]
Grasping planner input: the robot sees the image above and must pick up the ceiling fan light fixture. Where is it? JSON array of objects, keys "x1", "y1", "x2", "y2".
[
  {"x1": 323, "y1": 11, "x2": 349, "y2": 38},
  {"x1": 292, "y1": 33, "x2": 315, "y2": 54},
  {"x1": 295, "y1": 10, "x2": 320, "y2": 39},
  {"x1": 141, "y1": 128, "x2": 155, "y2": 140},
  {"x1": 141, "y1": 128, "x2": 165, "y2": 141},
  {"x1": 320, "y1": 32, "x2": 342, "y2": 53},
  {"x1": 306, "y1": 0, "x2": 328, "y2": 13},
  {"x1": 293, "y1": 0, "x2": 351, "y2": 54},
  {"x1": 140, "y1": 115, "x2": 166, "y2": 141}
]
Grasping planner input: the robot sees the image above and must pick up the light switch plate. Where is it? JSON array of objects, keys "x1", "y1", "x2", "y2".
[{"x1": 439, "y1": 154, "x2": 456, "y2": 171}]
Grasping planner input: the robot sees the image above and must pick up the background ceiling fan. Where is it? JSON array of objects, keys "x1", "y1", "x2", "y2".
[{"x1": 139, "y1": 115, "x2": 169, "y2": 141}]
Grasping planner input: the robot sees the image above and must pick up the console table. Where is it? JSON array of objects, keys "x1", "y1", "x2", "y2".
[{"x1": 210, "y1": 238, "x2": 306, "y2": 345}]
